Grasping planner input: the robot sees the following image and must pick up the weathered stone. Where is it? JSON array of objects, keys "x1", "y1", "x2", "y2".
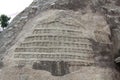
[{"x1": 0, "y1": 0, "x2": 120, "y2": 80}]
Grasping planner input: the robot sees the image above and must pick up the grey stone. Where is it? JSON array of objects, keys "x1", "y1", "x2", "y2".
[{"x1": 0, "y1": 0, "x2": 120, "y2": 80}]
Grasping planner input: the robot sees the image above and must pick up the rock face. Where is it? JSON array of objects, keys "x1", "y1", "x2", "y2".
[{"x1": 0, "y1": 0, "x2": 120, "y2": 80}]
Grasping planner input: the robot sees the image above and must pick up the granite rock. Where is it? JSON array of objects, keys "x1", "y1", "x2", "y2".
[{"x1": 0, "y1": 0, "x2": 120, "y2": 80}]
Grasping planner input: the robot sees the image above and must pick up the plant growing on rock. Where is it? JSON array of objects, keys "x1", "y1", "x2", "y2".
[{"x1": 0, "y1": 14, "x2": 10, "y2": 29}]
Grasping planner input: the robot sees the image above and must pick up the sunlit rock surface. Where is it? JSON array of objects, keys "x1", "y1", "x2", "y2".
[{"x1": 0, "y1": 0, "x2": 120, "y2": 80}]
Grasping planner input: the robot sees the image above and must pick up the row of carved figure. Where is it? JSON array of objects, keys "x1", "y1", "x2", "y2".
[
  {"x1": 33, "y1": 28, "x2": 83, "y2": 35},
  {"x1": 20, "y1": 42, "x2": 92, "y2": 49},
  {"x1": 15, "y1": 47, "x2": 93, "y2": 53},
  {"x1": 24, "y1": 36, "x2": 90, "y2": 42},
  {"x1": 14, "y1": 53, "x2": 93, "y2": 60}
]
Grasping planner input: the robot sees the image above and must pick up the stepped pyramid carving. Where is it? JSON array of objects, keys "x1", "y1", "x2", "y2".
[
  {"x1": 0, "y1": 0, "x2": 120, "y2": 80},
  {"x1": 13, "y1": 11, "x2": 94, "y2": 76}
]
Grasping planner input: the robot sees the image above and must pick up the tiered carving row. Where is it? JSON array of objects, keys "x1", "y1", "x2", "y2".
[
  {"x1": 24, "y1": 36, "x2": 88, "y2": 42},
  {"x1": 15, "y1": 48, "x2": 92, "y2": 53},
  {"x1": 14, "y1": 54, "x2": 92, "y2": 60},
  {"x1": 20, "y1": 42, "x2": 92, "y2": 48},
  {"x1": 33, "y1": 29, "x2": 83, "y2": 36}
]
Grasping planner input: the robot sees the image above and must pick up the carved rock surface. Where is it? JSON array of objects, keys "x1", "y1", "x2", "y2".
[{"x1": 0, "y1": 0, "x2": 120, "y2": 80}]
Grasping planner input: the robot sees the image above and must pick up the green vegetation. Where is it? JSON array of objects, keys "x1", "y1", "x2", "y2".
[{"x1": 0, "y1": 14, "x2": 10, "y2": 29}]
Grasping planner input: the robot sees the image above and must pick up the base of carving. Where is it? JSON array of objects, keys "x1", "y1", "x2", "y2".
[{"x1": 32, "y1": 61, "x2": 70, "y2": 76}]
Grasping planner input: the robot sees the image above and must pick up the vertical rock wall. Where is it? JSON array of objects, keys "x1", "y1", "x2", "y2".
[{"x1": 0, "y1": 0, "x2": 120, "y2": 80}]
